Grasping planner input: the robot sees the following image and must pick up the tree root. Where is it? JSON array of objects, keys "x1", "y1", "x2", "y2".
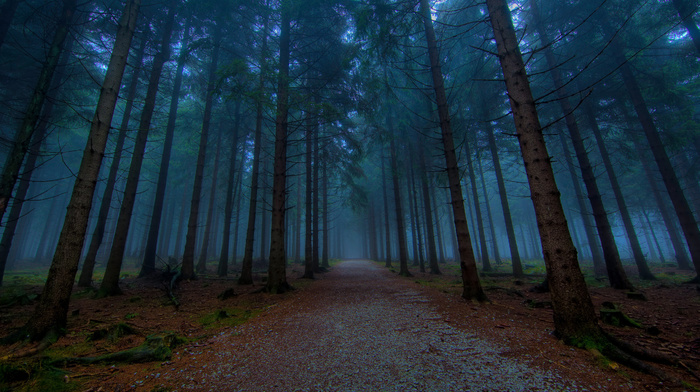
[
  {"x1": 49, "y1": 333, "x2": 186, "y2": 366},
  {"x1": 600, "y1": 331, "x2": 697, "y2": 384}
]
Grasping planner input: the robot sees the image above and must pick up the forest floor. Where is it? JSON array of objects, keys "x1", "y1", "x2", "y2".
[{"x1": 0, "y1": 259, "x2": 699, "y2": 391}]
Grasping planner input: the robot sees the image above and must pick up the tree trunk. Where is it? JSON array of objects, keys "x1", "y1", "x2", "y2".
[
  {"x1": 259, "y1": 160, "x2": 269, "y2": 262},
  {"x1": 140, "y1": 19, "x2": 190, "y2": 276},
  {"x1": 642, "y1": 210, "x2": 666, "y2": 264},
  {"x1": 239, "y1": 12, "x2": 270, "y2": 285},
  {"x1": 486, "y1": 0, "x2": 599, "y2": 340},
  {"x1": 483, "y1": 115, "x2": 522, "y2": 276},
  {"x1": 266, "y1": 0, "x2": 291, "y2": 294},
  {"x1": 431, "y1": 188, "x2": 446, "y2": 264},
  {"x1": 420, "y1": 0, "x2": 483, "y2": 300},
  {"x1": 302, "y1": 110, "x2": 314, "y2": 278},
  {"x1": 583, "y1": 102, "x2": 654, "y2": 279},
  {"x1": 312, "y1": 125, "x2": 320, "y2": 272},
  {"x1": 99, "y1": 2, "x2": 176, "y2": 296},
  {"x1": 0, "y1": 0, "x2": 77, "y2": 225},
  {"x1": 389, "y1": 131, "x2": 410, "y2": 277},
  {"x1": 218, "y1": 102, "x2": 242, "y2": 276},
  {"x1": 197, "y1": 131, "x2": 222, "y2": 273},
  {"x1": 20, "y1": 0, "x2": 140, "y2": 341},
  {"x1": 381, "y1": 149, "x2": 392, "y2": 267},
  {"x1": 418, "y1": 144, "x2": 440, "y2": 274},
  {"x1": 181, "y1": 23, "x2": 221, "y2": 281},
  {"x1": 78, "y1": 32, "x2": 148, "y2": 286},
  {"x1": 556, "y1": 131, "x2": 605, "y2": 275},
  {"x1": 632, "y1": 133, "x2": 692, "y2": 269},
  {"x1": 477, "y1": 156, "x2": 501, "y2": 264},
  {"x1": 294, "y1": 160, "x2": 302, "y2": 263},
  {"x1": 463, "y1": 137, "x2": 491, "y2": 270},
  {"x1": 0, "y1": 32, "x2": 75, "y2": 285},
  {"x1": 408, "y1": 159, "x2": 425, "y2": 272},
  {"x1": 612, "y1": 38, "x2": 700, "y2": 277},
  {"x1": 321, "y1": 155, "x2": 329, "y2": 268}
]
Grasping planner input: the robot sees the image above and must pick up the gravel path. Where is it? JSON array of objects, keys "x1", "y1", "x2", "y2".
[{"x1": 151, "y1": 260, "x2": 576, "y2": 391}]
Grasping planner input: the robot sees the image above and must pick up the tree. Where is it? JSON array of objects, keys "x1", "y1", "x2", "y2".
[
  {"x1": 78, "y1": 30, "x2": 149, "y2": 287},
  {"x1": 419, "y1": 0, "x2": 485, "y2": 301},
  {"x1": 485, "y1": 0, "x2": 599, "y2": 341},
  {"x1": 182, "y1": 20, "x2": 223, "y2": 281},
  {"x1": 140, "y1": 17, "x2": 192, "y2": 277},
  {"x1": 0, "y1": 0, "x2": 77, "y2": 226},
  {"x1": 266, "y1": 0, "x2": 292, "y2": 294},
  {"x1": 10, "y1": 0, "x2": 141, "y2": 342},
  {"x1": 98, "y1": 1, "x2": 178, "y2": 296}
]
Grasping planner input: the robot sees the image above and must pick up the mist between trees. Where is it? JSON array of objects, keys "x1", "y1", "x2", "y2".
[{"x1": 0, "y1": 0, "x2": 698, "y2": 358}]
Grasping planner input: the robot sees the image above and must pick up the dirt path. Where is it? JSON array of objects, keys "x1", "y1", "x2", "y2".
[{"x1": 129, "y1": 260, "x2": 592, "y2": 391}]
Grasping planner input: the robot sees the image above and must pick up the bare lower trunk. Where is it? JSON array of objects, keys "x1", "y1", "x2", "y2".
[
  {"x1": 420, "y1": 0, "x2": 484, "y2": 300},
  {"x1": 239, "y1": 13, "x2": 270, "y2": 285},
  {"x1": 477, "y1": 157, "x2": 501, "y2": 264},
  {"x1": 79, "y1": 33, "x2": 147, "y2": 286},
  {"x1": 303, "y1": 110, "x2": 314, "y2": 279},
  {"x1": 218, "y1": 101, "x2": 242, "y2": 276},
  {"x1": 487, "y1": 0, "x2": 598, "y2": 340},
  {"x1": 614, "y1": 44, "x2": 700, "y2": 277},
  {"x1": 197, "y1": 132, "x2": 222, "y2": 273},
  {"x1": 381, "y1": 151, "x2": 392, "y2": 267},
  {"x1": 484, "y1": 115, "x2": 522, "y2": 276},
  {"x1": 418, "y1": 146, "x2": 439, "y2": 274},
  {"x1": 389, "y1": 133, "x2": 410, "y2": 277},
  {"x1": 321, "y1": 159, "x2": 329, "y2": 268},
  {"x1": 583, "y1": 102, "x2": 654, "y2": 279},
  {"x1": 266, "y1": 1, "x2": 291, "y2": 294},
  {"x1": 20, "y1": 0, "x2": 140, "y2": 341},
  {"x1": 99, "y1": 2, "x2": 176, "y2": 296},
  {"x1": 463, "y1": 136, "x2": 490, "y2": 271},
  {"x1": 181, "y1": 23, "x2": 222, "y2": 281},
  {"x1": 140, "y1": 20, "x2": 190, "y2": 276}
]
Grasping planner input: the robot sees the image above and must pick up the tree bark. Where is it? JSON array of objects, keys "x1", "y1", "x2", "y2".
[
  {"x1": 420, "y1": 0, "x2": 484, "y2": 300},
  {"x1": 418, "y1": 145, "x2": 439, "y2": 274},
  {"x1": 218, "y1": 101, "x2": 242, "y2": 276},
  {"x1": 78, "y1": 32, "x2": 148, "y2": 286},
  {"x1": 321, "y1": 154, "x2": 329, "y2": 268},
  {"x1": 99, "y1": 2, "x2": 176, "y2": 296},
  {"x1": 463, "y1": 137, "x2": 491, "y2": 270},
  {"x1": 181, "y1": 22, "x2": 222, "y2": 281},
  {"x1": 0, "y1": 32, "x2": 75, "y2": 285},
  {"x1": 408, "y1": 158, "x2": 425, "y2": 272},
  {"x1": 302, "y1": 110, "x2": 314, "y2": 278},
  {"x1": 611, "y1": 36, "x2": 700, "y2": 277},
  {"x1": 266, "y1": 0, "x2": 291, "y2": 293},
  {"x1": 381, "y1": 149, "x2": 392, "y2": 267},
  {"x1": 632, "y1": 133, "x2": 693, "y2": 269},
  {"x1": 0, "y1": 0, "x2": 77, "y2": 225},
  {"x1": 197, "y1": 131, "x2": 222, "y2": 273},
  {"x1": 389, "y1": 130, "x2": 410, "y2": 277},
  {"x1": 20, "y1": 0, "x2": 140, "y2": 341},
  {"x1": 312, "y1": 123, "x2": 320, "y2": 272},
  {"x1": 486, "y1": 0, "x2": 599, "y2": 340},
  {"x1": 140, "y1": 18, "x2": 190, "y2": 276},
  {"x1": 239, "y1": 12, "x2": 270, "y2": 285},
  {"x1": 477, "y1": 156, "x2": 501, "y2": 264},
  {"x1": 483, "y1": 114, "x2": 522, "y2": 276},
  {"x1": 583, "y1": 102, "x2": 654, "y2": 279}
]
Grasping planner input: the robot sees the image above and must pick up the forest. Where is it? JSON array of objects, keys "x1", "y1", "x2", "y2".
[{"x1": 0, "y1": 0, "x2": 699, "y2": 390}]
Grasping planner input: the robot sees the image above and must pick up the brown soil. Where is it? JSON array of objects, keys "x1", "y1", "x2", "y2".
[{"x1": 1, "y1": 260, "x2": 698, "y2": 391}]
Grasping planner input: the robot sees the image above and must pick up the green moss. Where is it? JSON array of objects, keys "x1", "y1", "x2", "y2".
[
  {"x1": 0, "y1": 361, "x2": 79, "y2": 392},
  {"x1": 197, "y1": 308, "x2": 262, "y2": 329}
]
